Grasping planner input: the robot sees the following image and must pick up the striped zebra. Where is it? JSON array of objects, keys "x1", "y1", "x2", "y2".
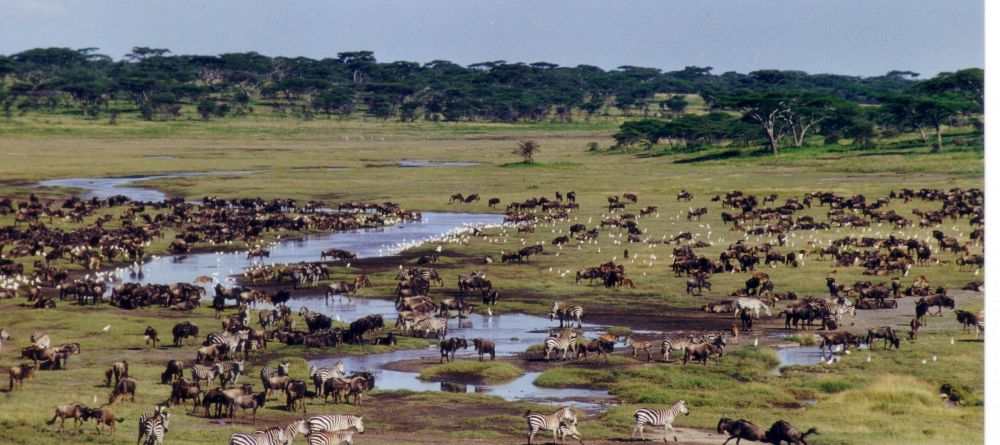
[
  {"x1": 190, "y1": 364, "x2": 220, "y2": 386},
  {"x1": 207, "y1": 331, "x2": 245, "y2": 357},
  {"x1": 660, "y1": 334, "x2": 696, "y2": 362},
  {"x1": 306, "y1": 429, "x2": 357, "y2": 445},
  {"x1": 260, "y1": 362, "x2": 290, "y2": 380},
  {"x1": 310, "y1": 362, "x2": 345, "y2": 396},
  {"x1": 215, "y1": 360, "x2": 245, "y2": 387},
  {"x1": 824, "y1": 298, "x2": 856, "y2": 323},
  {"x1": 260, "y1": 419, "x2": 309, "y2": 443},
  {"x1": 734, "y1": 297, "x2": 772, "y2": 318},
  {"x1": 306, "y1": 414, "x2": 365, "y2": 434},
  {"x1": 550, "y1": 302, "x2": 584, "y2": 328},
  {"x1": 624, "y1": 335, "x2": 653, "y2": 362},
  {"x1": 137, "y1": 407, "x2": 170, "y2": 445},
  {"x1": 556, "y1": 420, "x2": 584, "y2": 445},
  {"x1": 631, "y1": 400, "x2": 689, "y2": 441},
  {"x1": 229, "y1": 429, "x2": 287, "y2": 445},
  {"x1": 543, "y1": 332, "x2": 578, "y2": 361},
  {"x1": 525, "y1": 406, "x2": 577, "y2": 445}
]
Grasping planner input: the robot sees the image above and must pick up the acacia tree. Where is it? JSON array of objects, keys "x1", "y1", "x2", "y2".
[
  {"x1": 726, "y1": 93, "x2": 790, "y2": 155},
  {"x1": 515, "y1": 140, "x2": 540, "y2": 163},
  {"x1": 913, "y1": 94, "x2": 972, "y2": 152},
  {"x1": 785, "y1": 93, "x2": 850, "y2": 148}
]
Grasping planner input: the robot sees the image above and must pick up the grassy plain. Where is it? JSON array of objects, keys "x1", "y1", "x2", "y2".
[{"x1": 0, "y1": 112, "x2": 984, "y2": 444}]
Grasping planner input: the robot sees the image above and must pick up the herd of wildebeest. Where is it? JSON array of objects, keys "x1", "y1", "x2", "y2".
[{"x1": 0, "y1": 181, "x2": 985, "y2": 444}]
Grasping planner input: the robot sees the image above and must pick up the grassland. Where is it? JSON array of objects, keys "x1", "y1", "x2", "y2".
[{"x1": 0, "y1": 112, "x2": 984, "y2": 444}]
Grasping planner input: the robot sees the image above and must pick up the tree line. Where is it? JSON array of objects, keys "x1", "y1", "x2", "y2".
[{"x1": 612, "y1": 69, "x2": 983, "y2": 154}]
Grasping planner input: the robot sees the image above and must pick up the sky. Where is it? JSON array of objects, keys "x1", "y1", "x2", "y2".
[{"x1": 0, "y1": 0, "x2": 984, "y2": 78}]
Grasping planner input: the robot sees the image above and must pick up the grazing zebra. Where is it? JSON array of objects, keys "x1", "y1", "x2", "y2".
[
  {"x1": 525, "y1": 406, "x2": 577, "y2": 445},
  {"x1": 556, "y1": 421, "x2": 584, "y2": 445},
  {"x1": 306, "y1": 429, "x2": 357, "y2": 445},
  {"x1": 824, "y1": 298, "x2": 856, "y2": 323},
  {"x1": 550, "y1": 302, "x2": 584, "y2": 328},
  {"x1": 734, "y1": 297, "x2": 772, "y2": 318},
  {"x1": 544, "y1": 333, "x2": 578, "y2": 361},
  {"x1": 260, "y1": 362, "x2": 290, "y2": 380},
  {"x1": 230, "y1": 429, "x2": 288, "y2": 445},
  {"x1": 190, "y1": 364, "x2": 220, "y2": 386},
  {"x1": 624, "y1": 335, "x2": 653, "y2": 362},
  {"x1": 137, "y1": 407, "x2": 170, "y2": 445},
  {"x1": 632, "y1": 400, "x2": 690, "y2": 441},
  {"x1": 215, "y1": 360, "x2": 245, "y2": 387},
  {"x1": 310, "y1": 362, "x2": 345, "y2": 396},
  {"x1": 306, "y1": 414, "x2": 365, "y2": 434},
  {"x1": 660, "y1": 335, "x2": 696, "y2": 362}
]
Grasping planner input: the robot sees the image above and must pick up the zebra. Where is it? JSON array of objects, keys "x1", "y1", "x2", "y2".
[
  {"x1": 137, "y1": 406, "x2": 170, "y2": 445},
  {"x1": 624, "y1": 335, "x2": 653, "y2": 362},
  {"x1": 306, "y1": 429, "x2": 357, "y2": 445},
  {"x1": 550, "y1": 302, "x2": 584, "y2": 328},
  {"x1": 525, "y1": 406, "x2": 577, "y2": 445},
  {"x1": 260, "y1": 362, "x2": 290, "y2": 380},
  {"x1": 734, "y1": 297, "x2": 772, "y2": 318},
  {"x1": 310, "y1": 362, "x2": 346, "y2": 396},
  {"x1": 543, "y1": 332, "x2": 578, "y2": 361},
  {"x1": 190, "y1": 364, "x2": 220, "y2": 386},
  {"x1": 556, "y1": 420, "x2": 584, "y2": 445},
  {"x1": 230, "y1": 429, "x2": 288, "y2": 445},
  {"x1": 660, "y1": 335, "x2": 696, "y2": 362},
  {"x1": 824, "y1": 298, "x2": 856, "y2": 323},
  {"x1": 306, "y1": 414, "x2": 365, "y2": 434},
  {"x1": 207, "y1": 331, "x2": 245, "y2": 357},
  {"x1": 632, "y1": 400, "x2": 690, "y2": 441},
  {"x1": 215, "y1": 360, "x2": 245, "y2": 387},
  {"x1": 259, "y1": 419, "x2": 309, "y2": 443}
]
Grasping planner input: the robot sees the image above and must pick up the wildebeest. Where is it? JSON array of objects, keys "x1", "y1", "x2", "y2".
[
  {"x1": 108, "y1": 377, "x2": 136, "y2": 404},
  {"x1": 575, "y1": 338, "x2": 613, "y2": 362},
  {"x1": 920, "y1": 294, "x2": 955, "y2": 316},
  {"x1": 866, "y1": 326, "x2": 900, "y2": 350},
  {"x1": 172, "y1": 321, "x2": 199, "y2": 346},
  {"x1": 105, "y1": 361, "x2": 129, "y2": 387},
  {"x1": 87, "y1": 406, "x2": 125, "y2": 436},
  {"x1": 46, "y1": 402, "x2": 90, "y2": 432},
  {"x1": 717, "y1": 417, "x2": 766, "y2": 445},
  {"x1": 144, "y1": 326, "x2": 159, "y2": 348},
  {"x1": 818, "y1": 331, "x2": 863, "y2": 356},
  {"x1": 683, "y1": 336, "x2": 726, "y2": 365},
  {"x1": 955, "y1": 310, "x2": 984, "y2": 335},
  {"x1": 763, "y1": 420, "x2": 818, "y2": 445},
  {"x1": 161, "y1": 360, "x2": 184, "y2": 384},
  {"x1": 439, "y1": 337, "x2": 468, "y2": 363},
  {"x1": 473, "y1": 338, "x2": 496, "y2": 362},
  {"x1": 8, "y1": 363, "x2": 34, "y2": 390},
  {"x1": 228, "y1": 391, "x2": 267, "y2": 423}
]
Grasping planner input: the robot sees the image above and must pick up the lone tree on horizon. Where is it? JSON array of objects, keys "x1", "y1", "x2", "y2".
[{"x1": 515, "y1": 140, "x2": 540, "y2": 163}]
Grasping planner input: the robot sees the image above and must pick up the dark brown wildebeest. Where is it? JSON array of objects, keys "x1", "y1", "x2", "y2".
[
  {"x1": 104, "y1": 361, "x2": 129, "y2": 387},
  {"x1": 284, "y1": 379, "x2": 309, "y2": 413},
  {"x1": 228, "y1": 391, "x2": 267, "y2": 423},
  {"x1": 717, "y1": 417, "x2": 766, "y2": 445},
  {"x1": 169, "y1": 378, "x2": 202, "y2": 413},
  {"x1": 464, "y1": 193, "x2": 480, "y2": 203},
  {"x1": 915, "y1": 300, "x2": 930, "y2": 326},
  {"x1": 818, "y1": 331, "x2": 863, "y2": 356},
  {"x1": 46, "y1": 402, "x2": 90, "y2": 432},
  {"x1": 575, "y1": 338, "x2": 613, "y2": 362},
  {"x1": 144, "y1": 326, "x2": 159, "y2": 348},
  {"x1": 488, "y1": 198, "x2": 500, "y2": 207},
  {"x1": 473, "y1": 338, "x2": 496, "y2": 362},
  {"x1": 172, "y1": 321, "x2": 199, "y2": 346},
  {"x1": 108, "y1": 377, "x2": 136, "y2": 404},
  {"x1": 449, "y1": 193, "x2": 464, "y2": 203},
  {"x1": 763, "y1": 420, "x2": 818, "y2": 445},
  {"x1": 740, "y1": 308, "x2": 753, "y2": 332},
  {"x1": 161, "y1": 360, "x2": 184, "y2": 384},
  {"x1": 955, "y1": 310, "x2": 983, "y2": 335},
  {"x1": 683, "y1": 336, "x2": 726, "y2": 365},
  {"x1": 8, "y1": 363, "x2": 35, "y2": 390},
  {"x1": 920, "y1": 294, "x2": 955, "y2": 316},
  {"x1": 87, "y1": 406, "x2": 124, "y2": 436},
  {"x1": 866, "y1": 326, "x2": 900, "y2": 350},
  {"x1": 439, "y1": 337, "x2": 468, "y2": 363}
]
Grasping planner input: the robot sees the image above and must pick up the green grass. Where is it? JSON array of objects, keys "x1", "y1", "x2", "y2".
[
  {"x1": 418, "y1": 360, "x2": 524, "y2": 383},
  {"x1": 0, "y1": 114, "x2": 983, "y2": 444}
]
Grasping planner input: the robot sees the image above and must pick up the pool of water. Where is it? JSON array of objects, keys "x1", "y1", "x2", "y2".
[
  {"x1": 38, "y1": 171, "x2": 259, "y2": 202},
  {"x1": 398, "y1": 160, "x2": 481, "y2": 167}
]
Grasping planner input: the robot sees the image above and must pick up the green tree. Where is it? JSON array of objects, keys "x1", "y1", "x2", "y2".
[{"x1": 725, "y1": 92, "x2": 790, "y2": 155}]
